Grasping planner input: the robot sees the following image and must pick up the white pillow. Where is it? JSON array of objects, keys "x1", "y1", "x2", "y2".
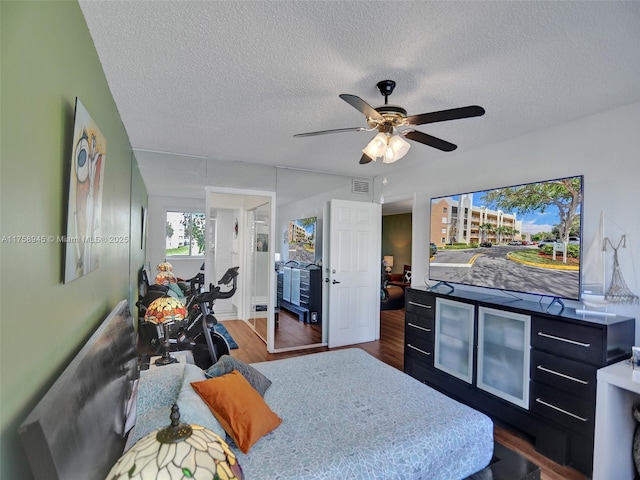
[{"x1": 176, "y1": 364, "x2": 226, "y2": 439}]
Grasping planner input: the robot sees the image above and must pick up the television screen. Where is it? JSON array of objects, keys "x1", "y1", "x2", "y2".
[
  {"x1": 288, "y1": 216, "x2": 316, "y2": 263},
  {"x1": 429, "y1": 175, "x2": 583, "y2": 300}
]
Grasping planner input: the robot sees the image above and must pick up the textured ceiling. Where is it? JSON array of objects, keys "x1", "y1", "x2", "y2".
[{"x1": 79, "y1": 1, "x2": 640, "y2": 189}]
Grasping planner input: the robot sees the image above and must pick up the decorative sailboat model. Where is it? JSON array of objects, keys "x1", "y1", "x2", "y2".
[
  {"x1": 603, "y1": 235, "x2": 639, "y2": 305},
  {"x1": 578, "y1": 211, "x2": 613, "y2": 315},
  {"x1": 578, "y1": 211, "x2": 639, "y2": 315}
]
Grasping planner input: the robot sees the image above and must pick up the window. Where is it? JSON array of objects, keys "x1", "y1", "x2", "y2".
[
  {"x1": 443, "y1": 207, "x2": 448, "y2": 213},
  {"x1": 442, "y1": 217, "x2": 448, "y2": 224},
  {"x1": 166, "y1": 211, "x2": 205, "y2": 257}
]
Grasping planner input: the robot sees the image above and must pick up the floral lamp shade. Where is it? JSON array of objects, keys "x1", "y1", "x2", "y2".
[
  {"x1": 144, "y1": 296, "x2": 187, "y2": 366},
  {"x1": 106, "y1": 404, "x2": 243, "y2": 480},
  {"x1": 155, "y1": 270, "x2": 177, "y2": 285},
  {"x1": 144, "y1": 296, "x2": 187, "y2": 325},
  {"x1": 157, "y1": 261, "x2": 173, "y2": 272}
]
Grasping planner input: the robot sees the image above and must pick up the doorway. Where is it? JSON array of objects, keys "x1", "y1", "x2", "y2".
[
  {"x1": 380, "y1": 193, "x2": 414, "y2": 340},
  {"x1": 205, "y1": 187, "x2": 276, "y2": 351}
]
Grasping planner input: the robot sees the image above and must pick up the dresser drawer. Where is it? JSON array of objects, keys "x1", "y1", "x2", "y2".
[
  {"x1": 531, "y1": 316, "x2": 603, "y2": 365},
  {"x1": 405, "y1": 333, "x2": 434, "y2": 366},
  {"x1": 530, "y1": 381, "x2": 594, "y2": 436},
  {"x1": 530, "y1": 349, "x2": 596, "y2": 398},
  {"x1": 406, "y1": 315, "x2": 434, "y2": 340},
  {"x1": 405, "y1": 292, "x2": 435, "y2": 317}
]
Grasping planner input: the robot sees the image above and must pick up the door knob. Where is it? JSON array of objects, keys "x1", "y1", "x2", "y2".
[{"x1": 332, "y1": 279, "x2": 341, "y2": 284}]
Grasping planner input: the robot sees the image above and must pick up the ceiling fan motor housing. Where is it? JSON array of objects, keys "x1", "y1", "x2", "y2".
[
  {"x1": 368, "y1": 104, "x2": 407, "y2": 129},
  {"x1": 368, "y1": 80, "x2": 407, "y2": 129}
]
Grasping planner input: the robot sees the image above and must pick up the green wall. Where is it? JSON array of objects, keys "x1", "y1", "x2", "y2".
[
  {"x1": 382, "y1": 213, "x2": 412, "y2": 274},
  {"x1": 0, "y1": 2, "x2": 147, "y2": 478}
]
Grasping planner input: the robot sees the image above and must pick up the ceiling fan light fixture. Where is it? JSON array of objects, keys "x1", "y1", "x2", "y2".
[
  {"x1": 362, "y1": 132, "x2": 387, "y2": 160},
  {"x1": 382, "y1": 134, "x2": 411, "y2": 164}
]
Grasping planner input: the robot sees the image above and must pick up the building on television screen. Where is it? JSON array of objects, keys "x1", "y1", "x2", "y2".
[
  {"x1": 288, "y1": 217, "x2": 316, "y2": 263},
  {"x1": 430, "y1": 194, "x2": 524, "y2": 247},
  {"x1": 289, "y1": 222, "x2": 311, "y2": 244}
]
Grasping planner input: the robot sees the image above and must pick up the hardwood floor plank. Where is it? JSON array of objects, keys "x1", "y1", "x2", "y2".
[{"x1": 220, "y1": 309, "x2": 586, "y2": 479}]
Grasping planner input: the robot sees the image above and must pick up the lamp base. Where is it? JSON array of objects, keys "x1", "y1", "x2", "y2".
[
  {"x1": 155, "y1": 353, "x2": 178, "y2": 366},
  {"x1": 155, "y1": 321, "x2": 178, "y2": 366}
]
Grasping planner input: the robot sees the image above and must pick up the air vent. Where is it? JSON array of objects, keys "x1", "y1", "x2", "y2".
[{"x1": 352, "y1": 178, "x2": 371, "y2": 194}]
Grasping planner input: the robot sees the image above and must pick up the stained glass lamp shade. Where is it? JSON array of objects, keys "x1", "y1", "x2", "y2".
[
  {"x1": 157, "y1": 261, "x2": 173, "y2": 272},
  {"x1": 106, "y1": 404, "x2": 244, "y2": 480},
  {"x1": 155, "y1": 270, "x2": 177, "y2": 285},
  {"x1": 144, "y1": 296, "x2": 187, "y2": 366}
]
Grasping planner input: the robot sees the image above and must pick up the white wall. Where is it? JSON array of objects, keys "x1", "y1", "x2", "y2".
[{"x1": 382, "y1": 101, "x2": 640, "y2": 340}]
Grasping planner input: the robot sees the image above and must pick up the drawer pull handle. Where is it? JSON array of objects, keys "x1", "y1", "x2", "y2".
[
  {"x1": 407, "y1": 344, "x2": 431, "y2": 356},
  {"x1": 536, "y1": 365, "x2": 589, "y2": 385},
  {"x1": 537, "y1": 332, "x2": 591, "y2": 348},
  {"x1": 535, "y1": 398, "x2": 588, "y2": 422},
  {"x1": 408, "y1": 301, "x2": 433, "y2": 310},
  {"x1": 408, "y1": 322, "x2": 431, "y2": 333}
]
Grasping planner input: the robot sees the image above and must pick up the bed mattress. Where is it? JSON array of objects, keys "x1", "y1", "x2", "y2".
[{"x1": 233, "y1": 348, "x2": 493, "y2": 479}]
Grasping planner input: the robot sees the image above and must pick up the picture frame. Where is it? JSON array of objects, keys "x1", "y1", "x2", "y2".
[
  {"x1": 632, "y1": 346, "x2": 640, "y2": 369},
  {"x1": 141, "y1": 206, "x2": 147, "y2": 249},
  {"x1": 64, "y1": 98, "x2": 106, "y2": 283},
  {"x1": 256, "y1": 233, "x2": 268, "y2": 252}
]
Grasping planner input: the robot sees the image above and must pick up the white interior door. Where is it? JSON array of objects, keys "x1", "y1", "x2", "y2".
[{"x1": 327, "y1": 199, "x2": 381, "y2": 348}]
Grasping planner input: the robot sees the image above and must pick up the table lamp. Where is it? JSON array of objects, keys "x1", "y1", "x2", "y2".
[
  {"x1": 106, "y1": 404, "x2": 243, "y2": 480},
  {"x1": 144, "y1": 296, "x2": 187, "y2": 366},
  {"x1": 383, "y1": 255, "x2": 394, "y2": 273}
]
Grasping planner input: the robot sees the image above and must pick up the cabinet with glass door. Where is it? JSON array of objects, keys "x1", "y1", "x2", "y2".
[
  {"x1": 434, "y1": 297, "x2": 475, "y2": 383},
  {"x1": 477, "y1": 306, "x2": 531, "y2": 408}
]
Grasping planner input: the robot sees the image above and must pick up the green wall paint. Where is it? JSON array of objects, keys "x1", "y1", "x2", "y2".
[
  {"x1": 382, "y1": 213, "x2": 412, "y2": 274},
  {"x1": 0, "y1": 2, "x2": 147, "y2": 478}
]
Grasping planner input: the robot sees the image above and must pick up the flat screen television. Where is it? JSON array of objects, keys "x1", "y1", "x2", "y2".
[
  {"x1": 287, "y1": 216, "x2": 317, "y2": 263},
  {"x1": 428, "y1": 175, "x2": 583, "y2": 301}
]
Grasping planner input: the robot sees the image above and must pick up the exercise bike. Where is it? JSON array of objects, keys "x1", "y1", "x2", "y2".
[{"x1": 176, "y1": 266, "x2": 240, "y2": 369}]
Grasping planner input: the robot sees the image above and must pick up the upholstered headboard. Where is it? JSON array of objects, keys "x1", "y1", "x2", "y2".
[{"x1": 19, "y1": 300, "x2": 138, "y2": 480}]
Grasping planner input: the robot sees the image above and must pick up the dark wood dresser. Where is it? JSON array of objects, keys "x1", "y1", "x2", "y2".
[{"x1": 404, "y1": 287, "x2": 635, "y2": 476}]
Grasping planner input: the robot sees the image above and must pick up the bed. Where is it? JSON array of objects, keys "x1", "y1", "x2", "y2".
[
  {"x1": 238, "y1": 349, "x2": 493, "y2": 479},
  {"x1": 18, "y1": 299, "x2": 496, "y2": 480}
]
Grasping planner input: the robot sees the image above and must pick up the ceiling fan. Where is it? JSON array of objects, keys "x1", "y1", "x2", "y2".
[{"x1": 294, "y1": 80, "x2": 485, "y2": 165}]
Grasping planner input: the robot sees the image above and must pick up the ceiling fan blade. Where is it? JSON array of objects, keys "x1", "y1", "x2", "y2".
[
  {"x1": 406, "y1": 105, "x2": 485, "y2": 126},
  {"x1": 294, "y1": 127, "x2": 366, "y2": 137},
  {"x1": 404, "y1": 130, "x2": 457, "y2": 152},
  {"x1": 359, "y1": 153, "x2": 374, "y2": 165},
  {"x1": 339, "y1": 94, "x2": 384, "y2": 121}
]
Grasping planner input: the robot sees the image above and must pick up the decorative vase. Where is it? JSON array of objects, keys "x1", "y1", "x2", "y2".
[{"x1": 632, "y1": 403, "x2": 640, "y2": 476}]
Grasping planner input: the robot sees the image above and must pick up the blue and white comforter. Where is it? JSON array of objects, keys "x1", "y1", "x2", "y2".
[{"x1": 233, "y1": 348, "x2": 493, "y2": 480}]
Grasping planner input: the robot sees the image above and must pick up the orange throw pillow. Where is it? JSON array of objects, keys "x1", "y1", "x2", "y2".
[{"x1": 191, "y1": 370, "x2": 282, "y2": 453}]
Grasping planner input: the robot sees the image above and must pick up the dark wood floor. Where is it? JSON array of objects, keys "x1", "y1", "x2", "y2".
[
  {"x1": 221, "y1": 308, "x2": 585, "y2": 480},
  {"x1": 247, "y1": 310, "x2": 323, "y2": 349}
]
